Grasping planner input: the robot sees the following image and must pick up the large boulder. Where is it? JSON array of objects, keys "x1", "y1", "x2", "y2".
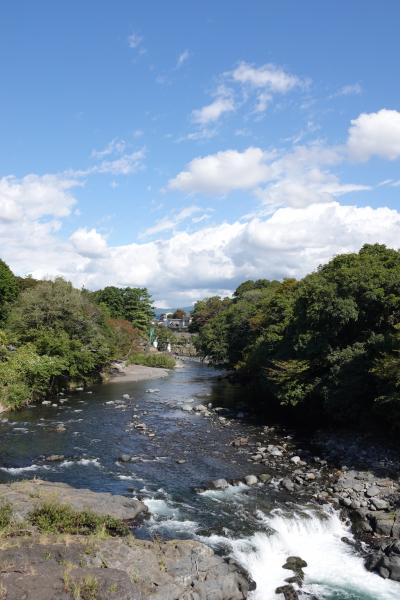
[{"x1": 0, "y1": 480, "x2": 147, "y2": 522}]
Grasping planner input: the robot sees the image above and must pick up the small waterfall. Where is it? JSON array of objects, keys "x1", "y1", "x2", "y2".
[{"x1": 211, "y1": 507, "x2": 400, "y2": 600}]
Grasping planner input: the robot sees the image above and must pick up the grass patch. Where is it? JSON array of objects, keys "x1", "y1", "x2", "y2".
[
  {"x1": 0, "y1": 503, "x2": 12, "y2": 530},
  {"x1": 64, "y1": 569, "x2": 99, "y2": 600},
  {"x1": 128, "y1": 352, "x2": 175, "y2": 369},
  {"x1": 28, "y1": 502, "x2": 129, "y2": 537}
]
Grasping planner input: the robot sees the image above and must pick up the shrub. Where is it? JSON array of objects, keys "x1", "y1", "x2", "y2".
[
  {"x1": 128, "y1": 352, "x2": 175, "y2": 369},
  {"x1": 28, "y1": 502, "x2": 129, "y2": 536}
]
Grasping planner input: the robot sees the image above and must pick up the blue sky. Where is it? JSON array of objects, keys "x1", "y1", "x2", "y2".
[{"x1": 1, "y1": 1, "x2": 400, "y2": 305}]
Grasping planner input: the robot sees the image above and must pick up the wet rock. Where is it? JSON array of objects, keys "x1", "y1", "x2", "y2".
[
  {"x1": 194, "y1": 404, "x2": 207, "y2": 412},
  {"x1": 290, "y1": 456, "x2": 301, "y2": 464},
  {"x1": 283, "y1": 556, "x2": 307, "y2": 571},
  {"x1": 275, "y1": 583, "x2": 299, "y2": 599},
  {"x1": 369, "y1": 511, "x2": 397, "y2": 536},
  {"x1": 259, "y1": 473, "x2": 272, "y2": 483},
  {"x1": 119, "y1": 454, "x2": 131, "y2": 463},
  {"x1": 366, "y1": 541, "x2": 400, "y2": 581},
  {"x1": 281, "y1": 478, "x2": 295, "y2": 492},
  {"x1": 244, "y1": 475, "x2": 258, "y2": 486},
  {"x1": 181, "y1": 405, "x2": 193, "y2": 412},
  {"x1": 251, "y1": 454, "x2": 263, "y2": 462},
  {"x1": 209, "y1": 479, "x2": 229, "y2": 490},
  {"x1": 176, "y1": 459, "x2": 186, "y2": 464},
  {"x1": 122, "y1": 393, "x2": 131, "y2": 400},
  {"x1": 45, "y1": 454, "x2": 65, "y2": 462}
]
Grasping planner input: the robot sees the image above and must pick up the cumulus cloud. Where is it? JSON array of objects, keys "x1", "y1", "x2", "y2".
[
  {"x1": 192, "y1": 86, "x2": 234, "y2": 125},
  {"x1": 348, "y1": 109, "x2": 400, "y2": 161},
  {"x1": 70, "y1": 228, "x2": 108, "y2": 258},
  {"x1": 168, "y1": 147, "x2": 273, "y2": 195},
  {"x1": 0, "y1": 174, "x2": 78, "y2": 222},
  {"x1": 167, "y1": 143, "x2": 365, "y2": 205},
  {"x1": 3, "y1": 201, "x2": 399, "y2": 306}
]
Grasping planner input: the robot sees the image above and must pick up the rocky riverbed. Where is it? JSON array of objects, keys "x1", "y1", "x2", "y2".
[
  {"x1": 0, "y1": 480, "x2": 251, "y2": 599},
  {"x1": 0, "y1": 361, "x2": 399, "y2": 599}
]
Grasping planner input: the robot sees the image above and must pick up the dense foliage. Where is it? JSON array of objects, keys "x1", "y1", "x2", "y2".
[
  {"x1": 194, "y1": 245, "x2": 400, "y2": 432},
  {"x1": 93, "y1": 286, "x2": 153, "y2": 332},
  {"x1": 0, "y1": 263, "x2": 155, "y2": 408}
]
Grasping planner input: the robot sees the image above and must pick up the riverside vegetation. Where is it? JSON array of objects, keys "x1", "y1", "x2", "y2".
[
  {"x1": 0, "y1": 261, "x2": 157, "y2": 409},
  {"x1": 191, "y1": 244, "x2": 400, "y2": 434}
]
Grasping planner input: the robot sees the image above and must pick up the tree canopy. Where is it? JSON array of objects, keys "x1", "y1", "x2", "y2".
[{"x1": 194, "y1": 245, "x2": 400, "y2": 432}]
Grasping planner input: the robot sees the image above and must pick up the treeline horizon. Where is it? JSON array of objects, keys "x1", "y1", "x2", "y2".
[{"x1": 190, "y1": 244, "x2": 400, "y2": 433}]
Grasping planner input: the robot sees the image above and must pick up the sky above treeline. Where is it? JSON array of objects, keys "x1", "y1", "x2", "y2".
[{"x1": 1, "y1": 0, "x2": 400, "y2": 306}]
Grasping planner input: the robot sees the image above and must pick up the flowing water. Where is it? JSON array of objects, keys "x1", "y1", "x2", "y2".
[{"x1": 0, "y1": 361, "x2": 398, "y2": 600}]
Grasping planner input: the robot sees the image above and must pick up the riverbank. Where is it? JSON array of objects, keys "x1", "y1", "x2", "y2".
[
  {"x1": 194, "y1": 400, "x2": 400, "y2": 591},
  {"x1": 0, "y1": 361, "x2": 399, "y2": 599},
  {"x1": 107, "y1": 361, "x2": 171, "y2": 384},
  {"x1": 0, "y1": 480, "x2": 251, "y2": 599}
]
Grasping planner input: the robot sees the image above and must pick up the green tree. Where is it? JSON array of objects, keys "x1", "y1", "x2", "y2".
[{"x1": 0, "y1": 259, "x2": 18, "y2": 324}]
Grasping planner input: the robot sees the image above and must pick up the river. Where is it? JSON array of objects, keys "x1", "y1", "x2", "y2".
[{"x1": 0, "y1": 361, "x2": 398, "y2": 600}]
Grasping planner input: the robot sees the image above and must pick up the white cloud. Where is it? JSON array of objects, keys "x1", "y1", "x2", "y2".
[
  {"x1": 91, "y1": 138, "x2": 127, "y2": 159},
  {"x1": 167, "y1": 142, "x2": 366, "y2": 205},
  {"x1": 69, "y1": 148, "x2": 146, "y2": 177},
  {"x1": 70, "y1": 228, "x2": 108, "y2": 258},
  {"x1": 192, "y1": 86, "x2": 234, "y2": 125},
  {"x1": 96, "y1": 149, "x2": 146, "y2": 175},
  {"x1": 168, "y1": 147, "x2": 273, "y2": 195},
  {"x1": 176, "y1": 49, "x2": 190, "y2": 68},
  {"x1": 0, "y1": 174, "x2": 78, "y2": 222},
  {"x1": 232, "y1": 61, "x2": 302, "y2": 92},
  {"x1": 141, "y1": 205, "x2": 204, "y2": 237},
  {"x1": 3, "y1": 201, "x2": 399, "y2": 306},
  {"x1": 128, "y1": 32, "x2": 143, "y2": 49},
  {"x1": 348, "y1": 109, "x2": 400, "y2": 161},
  {"x1": 335, "y1": 83, "x2": 363, "y2": 97}
]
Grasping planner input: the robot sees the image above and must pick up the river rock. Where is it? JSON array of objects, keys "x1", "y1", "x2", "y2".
[
  {"x1": 181, "y1": 405, "x2": 193, "y2": 412},
  {"x1": 259, "y1": 473, "x2": 272, "y2": 483},
  {"x1": 290, "y1": 456, "x2": 301, "y2": 464},
  {"x1": 366, "y1": 540, "x2": 400, "y2": 581},
  {"x1": 122, "y1": 394, "x2": 131, "y2": 400},
  {"x1": 231, "y1": 437, "x2": 249, "y2": 447},
  {"x1": 366, "y1": 485, "x2": 380, "y2": 497},
  {"x1": 209, "y1": 478, "x2": 229, "y2": 490},
  {"x1": 275, "y1": 584, "x2": 299, "y2": 599},
  {"x1": 281, "y1": 478, "x2": 295, "y2": 492},
  {"x1": 0, "y1": 509, "x2": 252, "y2": 599},
  {"x1": 371, "y1": 497, "x2": 389, "y2": 510},
  {"x1": 45, "y1": 454, "x2": 65, "y2": 462},
  {"x1": 119, "y1": 454, "x2": 131, "y2": 462},
  {"x1": 244, "y1": 475, "x2": 258, "y2": 486},
  {"x1": 0, "y1": 480, "x2": 147, "y2": 522}
]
